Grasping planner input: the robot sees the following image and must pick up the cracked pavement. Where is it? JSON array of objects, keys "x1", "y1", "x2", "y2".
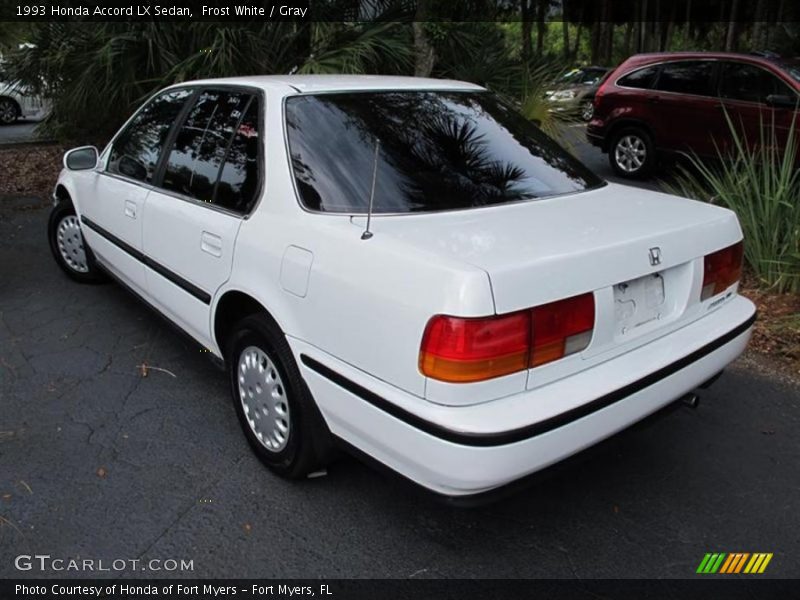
[{"x1": 1, "y1": 200, "x2": 799, "y2": 579}]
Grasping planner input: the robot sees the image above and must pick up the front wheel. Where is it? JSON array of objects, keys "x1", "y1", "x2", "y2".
[
  {"x1": 47, "y1": 201, "x2": 105, "y2": 283},
  {"x1": 227, "y1": 314, "x2": 331, "y2": 479},
  {"x1": 608, "y1": 127, "x2": 656, "y2": 179},
  {"x1": 581, "y1": 100, "x2": 594, "y2": 122}
]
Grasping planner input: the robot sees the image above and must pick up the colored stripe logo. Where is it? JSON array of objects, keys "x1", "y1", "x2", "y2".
[{"x1": 696, "y1": 552, "x2": 773, "y2": 574}]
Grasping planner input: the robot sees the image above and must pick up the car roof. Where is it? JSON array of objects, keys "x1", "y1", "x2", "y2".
[
  {"x1": 623, "y1": 51, "x2": 784, "y2": 66},
  {"x1": 164, "y1": 74, "x2": 485, "y2": 95}
]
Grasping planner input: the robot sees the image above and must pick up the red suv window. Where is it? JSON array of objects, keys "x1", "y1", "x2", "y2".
[
  {"x1": 654, "y1": 61, "x2": 715, "y2": 96},
  {"x1": 719, "y1": 62, "x2": 794, "y2": 104},
  {"x1": 618, "y1": 66, "x2": 659, "y2": 89}
]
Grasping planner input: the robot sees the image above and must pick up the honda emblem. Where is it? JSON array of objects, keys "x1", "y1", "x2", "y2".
[{"x1": 649, "y1": 247, "x2": 662, "y2": 267}]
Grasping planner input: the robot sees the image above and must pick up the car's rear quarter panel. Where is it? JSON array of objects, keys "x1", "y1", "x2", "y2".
[{"x1": 217, "y1": 88, "x2": 495, "y2": 398}]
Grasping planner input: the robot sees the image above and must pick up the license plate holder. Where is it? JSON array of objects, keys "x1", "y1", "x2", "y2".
[{"x1": 614, "y1": 272, "x2": 666, "y2": 336}]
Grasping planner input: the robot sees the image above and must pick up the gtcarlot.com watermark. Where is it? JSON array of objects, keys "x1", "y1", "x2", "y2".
[{"x1": 14, "y1": 554, "x2": 194, "y2": 573}]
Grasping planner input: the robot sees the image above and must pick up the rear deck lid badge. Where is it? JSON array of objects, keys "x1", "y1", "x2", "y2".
[{"x1": 649, "y1": 247, "x2": 662, "y2": 266}]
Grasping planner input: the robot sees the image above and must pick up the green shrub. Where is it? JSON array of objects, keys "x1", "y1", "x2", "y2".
[{"x1": 666, "y1": 112, "x2": 800, "y2": 293}]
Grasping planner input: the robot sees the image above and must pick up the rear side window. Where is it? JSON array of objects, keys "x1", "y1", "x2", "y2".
[
  {"x1": 215, "y1": 100, "x2": 261, "y2": 214},
  {"x1": 719, "y1": 62, "x2": 795, "y2": 103},
  {"x1": 108, "y1": 89, "x2": 192, "y2": 183},
  {"x1": 655, "y1": 61, "x2": 715, "y2": 96},
  {"x1": 285, "y1": 91, "x2": 603, "y2": 214},
  {"x1": 618, "y1": 66, "x2": 659, "y2": 89},
  {"x1": 160, "y1": 90, "x2": 253, "y2": 205}
]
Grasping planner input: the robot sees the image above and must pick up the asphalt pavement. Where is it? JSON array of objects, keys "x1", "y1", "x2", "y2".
[
  {"x1": 0, "y1": 120, "x2": 41, "y2": 145},
  {"x1": 0, "y1": 139, "x2": 798, "y2": 580}
]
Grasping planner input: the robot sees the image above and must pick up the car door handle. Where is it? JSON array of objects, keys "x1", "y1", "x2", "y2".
[
  {"x1": 200, "y1": 231, "x2": 223, "y2": 257},
  {"x1": 646, "y1": 96, "x2": 661, "y2": 104},
  {"x1": 124, "y1": 200, "x2": 137, "y2": 219}
]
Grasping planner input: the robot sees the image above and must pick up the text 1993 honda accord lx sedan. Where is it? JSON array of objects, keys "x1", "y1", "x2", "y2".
[{"x1": 48, "y1": 75, "x2": 755, "y2": 500}]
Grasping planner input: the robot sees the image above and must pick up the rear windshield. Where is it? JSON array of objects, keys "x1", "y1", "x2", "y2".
[{"x1": 285, "y1": 91, "x2": 603, "y2": 214}]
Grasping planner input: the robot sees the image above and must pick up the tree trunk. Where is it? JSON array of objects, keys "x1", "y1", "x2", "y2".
[
  {"x1": 521, "y1": 0, "x2": 532, "y2": 62},
  {"x1": 623, "y1": 20, "x2": 633, "y2": 57},
  {"x1": 752, "y1": 0, "x2": 766, "y2": 50},
  {"x1": 413, "y1": 22, "x2": 435, "y2": 77},
  {"x1": 535, "y1": 0, "x2": 546, "y2": 56},
  {"x1": 590, "y1": 21, "x2": 601, "y2": 64},
  {"x1": 725, "y1": 0, "x2": 739, "y2": 52},
  {"x1": 413, "y1": 0, "x2": 435, "y2": 77},
  {"x1": 561, "y1": 0, "x2": 570, "y2": 59},
  {"x1": 600, "y1": 0, "x2": 613, "y2": 65},
  {"x1": 662, "y1": 3, "x2": 676, "y2": 51},
  {"x1": 573, "y1": 4, "x2": 584, "y2": 58},
  {"x1": 640, "y1": 0, "x2": 648, "y2": 52}
]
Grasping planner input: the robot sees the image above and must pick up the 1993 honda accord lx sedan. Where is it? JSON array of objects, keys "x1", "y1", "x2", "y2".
[{"x1": 48, "y1": 75, "x2": 756, "y2": 500}]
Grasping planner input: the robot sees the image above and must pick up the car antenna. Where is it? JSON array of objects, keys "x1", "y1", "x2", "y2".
[{"x1": 361, "y1": 137, "x2": 381, "y2": 241}]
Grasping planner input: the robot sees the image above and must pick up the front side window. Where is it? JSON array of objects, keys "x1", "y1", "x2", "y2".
[
  {"x1": 108, "y1": 89, "x2": 192, "y2": 183},
  {"x1": 161, "y1": 90, "x2": 254, "y2": 205},
  {"x1": 719, "y1": 62, "x2": 795, "y2": 104},
  {"x1": 655, "y1": 61, "x2": 715, "y2": 96},
  {"x1": 285, "y1": 91, "x2": 603, "y2": 214}
]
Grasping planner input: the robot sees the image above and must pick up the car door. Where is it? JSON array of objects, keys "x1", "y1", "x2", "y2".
[
  {"x1": 142, "y1": 88, "x2": 262, "y2": 349},
  {"x1": 649, "y1": 60, "x2": 723, "y2": 157},
  {"x1": 78, "y1": 88, "x2": 193, "y2": 295},
  {"x1": 717, "y1": 61, "x2": 800, "y2": 155}
]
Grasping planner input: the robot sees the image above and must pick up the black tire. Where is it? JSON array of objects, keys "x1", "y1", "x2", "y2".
[
  {"x1": 47, "y1": 200, "x2": 106, "y2": 283},
  {"x1": 227, "y1": 313, "x2": 331, "y2": 479},
  {"x1": 608, "y1": 126, "x2": 656, "y2": 179},
  {"x1": 0, "y1": 98, "x2": 19, "y2": 125}
]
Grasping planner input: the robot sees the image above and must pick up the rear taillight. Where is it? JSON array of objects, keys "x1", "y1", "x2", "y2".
[
  {"x1": 702, "y1": 241, "x2": 744, "y2": 301},
  {"x1": 420, "y1": 293, "x2": 595, "y2": 383},
  {"x1": 530, "y1": 293, "x2": 595, "y2": 367},
  {"x1": 419, "y1": 312, "x2": 530, "y2": 383},
  {"x1": 593, "y1": 73, "x2": 612, "y2": 108}
]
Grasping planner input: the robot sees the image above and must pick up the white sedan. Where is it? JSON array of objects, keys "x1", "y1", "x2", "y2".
[
  {"x1": 48, "y1": 75, "x2": 756, "y2": 500},
  {"x1": 0, "y1": 79, "x2": 50, "y2": 124}
]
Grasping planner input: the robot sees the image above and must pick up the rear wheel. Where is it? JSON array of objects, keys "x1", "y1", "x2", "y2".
[
  {"x1": 227, "y1": 314, "x2": 331, "y2": 479},
  {"x1": 609, "y1": 127, "x2": 655, "y2": 179},
  {"x1": 0, "y1": 98, "x2": 19, "y2": 125},
  {"x1": 47, "y1": 201, "x2": 105, "y2": 283}
]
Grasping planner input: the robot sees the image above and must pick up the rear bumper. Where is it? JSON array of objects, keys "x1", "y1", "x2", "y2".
[{"x1": 293, "y1": 296, "x2": 756, "y2": 498}]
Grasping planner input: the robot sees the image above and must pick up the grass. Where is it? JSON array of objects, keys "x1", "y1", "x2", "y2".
[{"x1": 665, "y1": 111, "x2": 800, "y2": 294}]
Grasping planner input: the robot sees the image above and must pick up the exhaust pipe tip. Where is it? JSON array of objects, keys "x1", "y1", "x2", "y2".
[{"x1": 681, "y1": 393, "x2": 700, "y2": 409}]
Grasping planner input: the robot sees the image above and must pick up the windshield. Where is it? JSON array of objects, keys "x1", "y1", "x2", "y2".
[
  {"x1": 559, "y1": 69, "x2": 584, "y2": 84},
  {"x1": 285, "y1": 91, "x2": 603, "y2": 214},
  {"x1": 558, "y1": 68, "x2": 606, "y2": 85}
]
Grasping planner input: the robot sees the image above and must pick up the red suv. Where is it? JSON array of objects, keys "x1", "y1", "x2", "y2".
[{"x1": 587, "y1": 52, "x2": 800, "y2": 178}]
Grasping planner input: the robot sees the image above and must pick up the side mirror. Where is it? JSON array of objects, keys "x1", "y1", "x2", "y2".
[
  {"x1": 766, "y1": 94, "x2": 799, "y2": 109},
  {"x1": 64, "y1": 146, "x2": 98, "y2": 171}
]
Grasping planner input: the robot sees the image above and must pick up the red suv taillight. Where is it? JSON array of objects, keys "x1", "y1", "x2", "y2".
[
  {"x1": 702, "y1": 241, "x2": 744, "y2": 301},
  {"x1": 419, "y1": 293, "x2": 595, "y2": 383},
  {"x1": 593, "y1": 73, "x2": 612, "y2": 109}
]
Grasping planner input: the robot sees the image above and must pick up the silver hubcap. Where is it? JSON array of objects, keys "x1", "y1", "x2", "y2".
[
  {"x1": 614, "y1": 135, "x2": 646, "y2": 173},
  {"x1": 238, "y1": 346, "x2": 290, "y2": 452},
  {"x1": 57, "y1": 215, "x2": 89, "y2": 273},
  {"x1": 582, "y1": 102, "x2": 594, "y2": 121},
  {"x1": 0, "y1": 100, "x2": 16, "y2": 124}
]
